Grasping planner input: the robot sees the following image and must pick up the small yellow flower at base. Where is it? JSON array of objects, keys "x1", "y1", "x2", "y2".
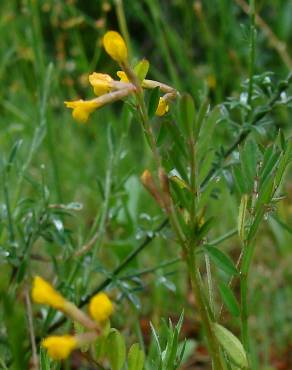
[
  {"x1": 42, "y1": 335, "x2": 77, "y2": 360},
  {"x1": 89, "y1": 292, "x2": 113, "y2": 322},
  {"x1": 32, "y1": 276, "x2": 66, "y2": 310},
  {"x1": 89, "y1": 72, "x2": 113, "y2": 96},
  {"x1": 103, "y1": 31, "x2": 128, "y2": 64},
  {"x1": 117, "y1": 70, "x2": 129, "y2": 82},
  {"x1": 207, "y1": 75, "x2": 216, "y2": 90},
  {"x1": 155, "y1": 97, "x2": 169, "y2": 116},
  {"x1": 64, "y1": 100, "x2": 99, "y2": 123}
]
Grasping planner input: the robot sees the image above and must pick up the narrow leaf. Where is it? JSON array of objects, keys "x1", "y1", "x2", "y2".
[
  {"x1": 178, "y1": 94, "x2": 196, "y2": 137},
  {"x1": 240, "y1": 140, "x2": 258, "y2": 193},
  {"x1": 233, "y1": 165, "x2": 247, "y2": 195},
  {"x1": 238, "y1": 194, "x2": 248, "y2": 241},
  {"x1": 218, "y1": 282, "x2": 240, "y2": 317},
  {"x1": 205, "y1": 246, "x2": 238, "y2": 276}
]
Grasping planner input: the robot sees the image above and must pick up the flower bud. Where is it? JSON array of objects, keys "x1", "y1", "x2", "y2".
[
  {"x1": 103, "y1": 31, "x2": 128, "y2": 64},
  {"x1": 89, "y1": 293, "x2": 113, "y2": 322}
]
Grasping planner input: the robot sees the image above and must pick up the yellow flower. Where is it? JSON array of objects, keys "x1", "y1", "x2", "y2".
[
  {"x1": 117, "y1": 70, "x2": 129, "y2": 82},
  {"x1": 42, "y1": 335, "x2": 77, "y2": 360},
  {"x1": 64, "y1": 100, "x2": 99, "y2": 123},
  {"x1": 155, "y1": 97, "x2": 169, "y2": 116},
  {"x1": 88, "y1": 292, "x2": 113, "y2": 322},
  {"x1": 103, "y1": 31, "x2": 128, "y2": 64},
  {"x1": 207, "y1": 75, "x2": 216, "y2": 90},
  {"x1": 32, "y1": 276, "x2": 66, "y2": 310},
  {"x1": 89, "y1": 72, "x2": 113, "y2": 96}
]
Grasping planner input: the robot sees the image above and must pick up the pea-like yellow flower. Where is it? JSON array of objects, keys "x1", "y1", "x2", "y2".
[
  {"x1": 89, "y1": 72, "x2": 113, "y2": 96},
  {"x1": 103, "y1": 31, "x2": 128, "y2": 64},
  {"x1": 32, "y1": 276, "x2": 66, "y2": 310},
  {"x1": 42, "y1": 335, "x2": 77, "y2": 360},
  {"x1": 117, "y1": 70, "x2": 129, "y2": 82},
  {"x1": 64, "y1": 100, "x2": 99, "y2": 123},
  {"x1": 155, "y1": 97, "x2": 169, "y2": 116},
  {"x1": 88, "y1": 292, "x2": 113, "y2": 322}
]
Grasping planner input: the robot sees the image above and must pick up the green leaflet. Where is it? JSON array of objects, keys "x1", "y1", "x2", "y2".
[
  {"x1": 105, "y1": 329, "x2": 126, "y2": 370},
  {"x1": 128, "y1": 343, "x2": 145, "y2": 370},
  {"x1": 213, "y1": 323, "x2": 248, "y2": 369}
]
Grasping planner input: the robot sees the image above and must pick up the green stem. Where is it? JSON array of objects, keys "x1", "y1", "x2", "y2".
[
  {"x1": 29, "y1": 0, "x2": 61, "y2": 202},
  {"x1": 125, "y1": 66, "x2": 187, "y2": 250},
  {"x1": 85, "y1": 140, "x2": 114, "y2": 285},
  {"x1": 128, "y1": 63, "x2": 224, "y2": 368},
  {"x1": 186, "y1": 108, "x2": 221, "y2": 367},
  {"x1": 134, "y1": 82, "x2": 187, "y2": 251},
  {"x1": 208, "y1": 228, "x2": 237, "y2": 246},
  {"x1": 240, "y1": 240, "x2": 256, "y2": 366},
  {"x1": 189, "y1": 137, "x2": 197, "y2": 230},
  {"x1": 145, "y1": 0, "x2": 181, "y2": 89},
  {"x1": 2, "y1": 170, "x2": 15, "y2": 243},
  {"x1": 247, "y1": 0, "x2": 256, "y2": 106},
  {"x1": 125, "y1": 61, "x2": 226, "y2": 368},
  {"x1": 187, "y1": 251, "x2": 224, "y2": 370},
  {"x1": 115, "y1": 0, "x2": 132, "y2": 59},
  {"x1": 46, "y1": 116, "x2": 63, "y2": 203}
]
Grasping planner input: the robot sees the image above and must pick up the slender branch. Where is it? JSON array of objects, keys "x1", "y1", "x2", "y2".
[
  {"x1": 120, "y1": 257, "x2": 181, "y2": 280},
  {"x1": 25, "y1": 287, "x2": 38, "y2": 370},
  {"x1": 208, "y1": 228, "x2": 237, "y2": 247},
  {"x1": 73, "y1": 231, "x2": 100, "y2": 258},
  {"x1": 247, "y1": 0, "x2": 256, "y2": 106},
  {"x1": 88, "y1": 144, "x2": 114, "y2": 272},
  {"x1": 2, "y1": 169, "x2": 15, "y2": 243},
  {"x1": 115, "y1": 0, "x2": 132, "y2": 59}
]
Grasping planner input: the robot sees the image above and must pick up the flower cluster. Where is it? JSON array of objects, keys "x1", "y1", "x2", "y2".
[
  {"x1": 32, "y1": 276, "x2": 113, "y2": 360},
  {"x1": 65, "y1": 31, "x2": 177, "y2": 123}
]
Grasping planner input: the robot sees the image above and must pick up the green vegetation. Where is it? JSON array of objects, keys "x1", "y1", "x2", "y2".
[{"x1": 0, "y1": 1, "x2": 291, "y2": 369}]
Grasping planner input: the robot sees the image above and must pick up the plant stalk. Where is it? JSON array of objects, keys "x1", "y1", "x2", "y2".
[
  {"x1": 240, "y1": 240, "x2": 256, "y2": 366},
  {"x1": 247, "y1": 0, "x2": 256, "y2": 106},
  {"x1": 187, "y1": 250, "x2": 224, "y2": 370},
  {"x1": 128, "y1": 63, "x2": 224, "y2": 369}
]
